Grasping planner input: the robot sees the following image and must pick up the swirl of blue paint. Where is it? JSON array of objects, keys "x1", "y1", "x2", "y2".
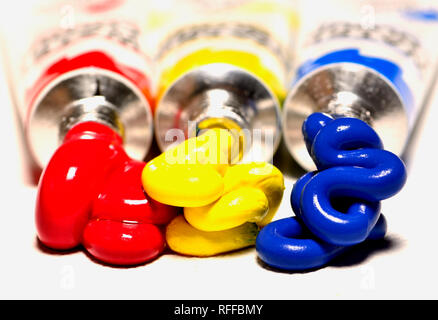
[{"x1": 256, "y1": 112, "x2": 407, "y2": 270}]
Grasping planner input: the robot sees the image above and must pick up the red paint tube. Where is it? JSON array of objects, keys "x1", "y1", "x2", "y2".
[{"x1": 2, "y1": 0, "x2": 155, "y2": 171}]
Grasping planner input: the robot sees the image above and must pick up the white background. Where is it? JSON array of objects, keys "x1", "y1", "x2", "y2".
[{"x1": 1, "y1": 0, "x2": 438, "y2": 300}]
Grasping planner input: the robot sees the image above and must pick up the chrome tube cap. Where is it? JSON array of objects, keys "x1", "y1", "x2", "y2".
[
  {"x1": 155, "y1": 63, "x2": 282, "y2": 163},
  {"x1": 28, "y1": 68, "x2": 153, "y2": 168},
  {"x1": 283, "y1": 63, "x2": 408, "y2": 171}
]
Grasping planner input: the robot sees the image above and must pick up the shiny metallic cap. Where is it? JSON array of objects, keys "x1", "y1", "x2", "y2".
[
  {"x1": 283, "y1": 63, "x2": 408, "y2": 171},
  {"x1": 28, "y1": 68, "x2": 153, "y2": 168},
  {"x1": 155, "y1": 63, "x2": 282, "y2": 163}
]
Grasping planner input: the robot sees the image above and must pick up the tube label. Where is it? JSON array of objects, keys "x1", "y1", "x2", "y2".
[
  {"x1": 155, "y1": 0, "x2": 299, "y2": 102},
  {"x1": 294, "y1": 23, "x2": 423, "y2": 115},
  {"x1": 293, "y1": 2, "x2": 438, "y2": 129},
  {"x1": 8, "y1": 0, "x2": 154, "y2": 122}
]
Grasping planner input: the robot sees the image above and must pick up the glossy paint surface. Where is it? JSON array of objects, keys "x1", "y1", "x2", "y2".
[
  {"x1": 256, "y1": 215, "x2": 387, "y2": 271},
  {"x1": 256, "y1": 112, "x2": 406, "y2": 270},
  {"x1": 142, "y1": 129, "x2": 285, "y2": 256},
  {"x1": 296, "y1": 113, "x2": 407, "y2": 245},
  {"x1": 36, "y1": 121, "x2": 177, "y2": 265}
]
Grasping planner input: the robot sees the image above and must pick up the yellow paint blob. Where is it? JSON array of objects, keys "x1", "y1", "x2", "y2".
[
  {"x1": 222, "y1": 162, "x2": 285, "y2": 226},
  {"x1": 184, "y1": 186, "x2": 269, "y2": 232},
  {"x1": 166, "y1": 215, "x2": 259, "y2": 257},
  {"x1": 142, "y1": 127, "x2": 285, "y2": 256},
  {"x1": 142, "y1": 128, "x2": 237, "y2": 207}
]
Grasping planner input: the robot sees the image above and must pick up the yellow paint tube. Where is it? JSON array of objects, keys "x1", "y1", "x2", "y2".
[{"x1": 153, "y1": 0, "x2": 299, "y2": 163}]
